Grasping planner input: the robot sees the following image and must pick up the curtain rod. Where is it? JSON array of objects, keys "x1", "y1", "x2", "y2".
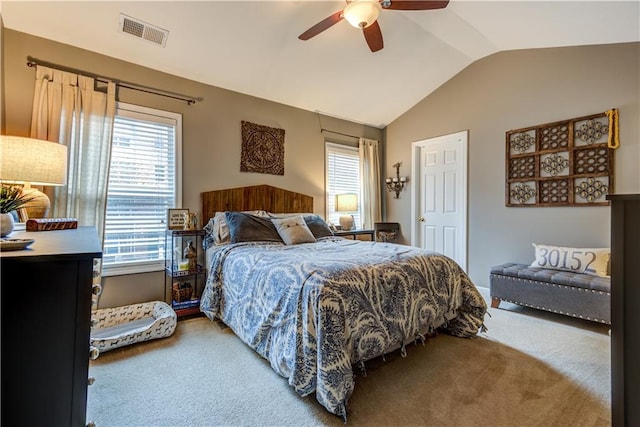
[
  {"x1": 320, "y1": 128, "x2": 360, "y2": 140},
  {"x1": 26, "y1": 57, "x2": 201, "y2": 105}
]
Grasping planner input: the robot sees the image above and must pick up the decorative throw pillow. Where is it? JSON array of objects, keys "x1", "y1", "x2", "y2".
[
  {"x1": 271, "y1": 215, "x2": 317, "y2": 245},
  {"x1": 530, "y1": 243, "x2": 610, "y2": 277},
  {"x1": 203, "y1": 217, "x2": 217, "y2": 249},
  {"x1": 211, "y1": 212, "x2": 229, "y2": 244},
  {"x1": 302, "y1": 214, "x2": 334, "y2": 238},
  {"x1": 267, "y1": 212, "x2": 334, "y2": 239},
  {"x1": 225, "y1": 212, "x2": 283, "y2": 243},
  {"x1": 209, "y1": 210, "x2": 268, "y2": 245}
]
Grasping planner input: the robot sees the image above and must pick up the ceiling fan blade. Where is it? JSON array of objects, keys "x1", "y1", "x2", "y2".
[
  {"x1": 383, "y1": 0, "x2": 449, "y2": 11},
  {"x1": 363, "y1": 21, "x2": 383, "y2": 52},
  {"x1": 298, "y1": 11, "x2": 344, "y2": 40}
]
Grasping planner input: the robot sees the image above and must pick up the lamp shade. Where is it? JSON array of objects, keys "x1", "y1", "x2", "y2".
[
  {"x1": 343, "y1": 0, "x2": 381, "y2": 28},
  {"x1": 0, "y1": 136, "x2": 68, "y2": 185},
  {"x1": 335, "y1": 193, "x2": 358, "y2": 212},
  {"x1": 0, "y1": 136, "x2": 68, "y2": 219}
]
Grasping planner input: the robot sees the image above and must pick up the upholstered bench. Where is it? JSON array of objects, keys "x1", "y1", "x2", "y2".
[{"x1": 490, "y1": 262, "x2": 610, "y2": 324}]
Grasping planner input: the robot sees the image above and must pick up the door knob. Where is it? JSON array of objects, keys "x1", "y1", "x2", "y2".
[{"x1": 418, "y1": 216, "x2": 425, "y2": 222}]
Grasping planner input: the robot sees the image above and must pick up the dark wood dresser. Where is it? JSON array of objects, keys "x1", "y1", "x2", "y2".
[
  {"x1": 1, "y1": 227, "x2": 102, "y2": 427},
  {"x1": 608, "y1": 194, "x2": 640, "y2": 427}
]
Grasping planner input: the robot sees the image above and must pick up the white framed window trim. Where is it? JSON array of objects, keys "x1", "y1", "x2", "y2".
[
  {"x1": 102, "y1": 102, "x2": 182, "y2": 277},
  {"x1": 325, "y1": 142, "x2": 362, "y2": 228}
]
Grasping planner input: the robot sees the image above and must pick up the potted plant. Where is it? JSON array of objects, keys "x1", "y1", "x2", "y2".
[{"x1": 0, "y1": 184, "x2": 35, "y2": 237}]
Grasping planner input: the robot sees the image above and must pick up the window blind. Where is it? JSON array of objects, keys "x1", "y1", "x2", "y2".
[
  {"x1": 103, "y1": 104, "x2": 181, "y2": 275},
  {"x1": 326, "y1": 143, "x2": 361, "y2": 227}
]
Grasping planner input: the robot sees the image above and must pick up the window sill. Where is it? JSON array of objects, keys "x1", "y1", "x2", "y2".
[{"x1": 102, "y1": 261, "x2": 164, "y2": 277}]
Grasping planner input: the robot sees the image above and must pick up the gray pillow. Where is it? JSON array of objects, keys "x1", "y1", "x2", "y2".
[
  {"x1": 302, "y1": 214, "x2": 334, "y2": 238},
  {"x1": 271, "y1": 216, "x2": 317, "y2": 245},
  {"x1": 225, "y1": 212, "x2": 283, "y2": 243}
]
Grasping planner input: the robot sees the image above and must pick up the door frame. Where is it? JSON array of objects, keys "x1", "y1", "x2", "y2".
[{"x1": 410, "y1": 130, "x2": 468, "y2": 271}]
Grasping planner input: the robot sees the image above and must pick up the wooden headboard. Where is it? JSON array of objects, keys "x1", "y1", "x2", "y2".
[{"x1": 201, "y1": 185, "x2": 314, "y2": 222}]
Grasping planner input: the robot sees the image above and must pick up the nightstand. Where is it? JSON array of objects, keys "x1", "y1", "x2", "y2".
[
  {"x1": 333, "y1": 229, "x2": 375, "y2": 241},
  {"x1": 164, "y1": 229, "x2": 206, "y2": 318}
]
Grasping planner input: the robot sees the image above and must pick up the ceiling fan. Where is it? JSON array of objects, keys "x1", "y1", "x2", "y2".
[{"x1": 298, "y1": 0, "x2": 449, "y2": 53}]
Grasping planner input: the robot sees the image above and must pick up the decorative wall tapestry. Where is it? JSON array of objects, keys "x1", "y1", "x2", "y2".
[
  {"x1": 240, "y1": 121, "x2": 285, "y2": 175},
  {"x1": 506, "y1": 111, "x2": 618, "y2": 207}
]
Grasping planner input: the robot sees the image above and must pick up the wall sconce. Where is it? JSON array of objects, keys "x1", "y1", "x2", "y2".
[
  {"x1": 385, "y1": 162, "x2": 408, "y2": 199},
  {"x1": 0, "y1": 135, "x2": 68, "y2": 219}
]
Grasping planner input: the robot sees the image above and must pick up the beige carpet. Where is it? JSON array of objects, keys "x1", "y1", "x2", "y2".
[{"x1": 87, "y1": 290, "x2": 610, "y2": 426}]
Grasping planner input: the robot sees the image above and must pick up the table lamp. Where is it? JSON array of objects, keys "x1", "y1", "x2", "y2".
[
  {"x1": 0, "y1": 135, "x2": 68, "y2": 219},
  {"x1": 335, "y1": 193, "x2": 358, "y2": 231}
]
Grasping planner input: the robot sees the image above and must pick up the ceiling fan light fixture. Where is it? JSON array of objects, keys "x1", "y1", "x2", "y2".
[{"x1": 343, "y1": 0, "x2": 381, "y2": 29}]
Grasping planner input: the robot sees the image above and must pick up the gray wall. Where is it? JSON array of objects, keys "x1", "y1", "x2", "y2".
[
  {"x1": 1, "y1": 14, "x2": 4, "y2": 133},
  {"x1": 4, "y1": 29, "x2": 638, "y2": 302},
  {"x1": 2, "y1": 29, "x2": 383, "y2": 308},
  {"x1": 385, "y1": 42, "x2": 640, "y2": 288}
]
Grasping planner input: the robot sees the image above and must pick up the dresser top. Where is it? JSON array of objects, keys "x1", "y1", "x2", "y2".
[
  {"x1": 607, "y1": 194, "x2": 640, "y2": 201},
  {"x1": 1, "y1": 226, "x2": 102, "y2": 259}
]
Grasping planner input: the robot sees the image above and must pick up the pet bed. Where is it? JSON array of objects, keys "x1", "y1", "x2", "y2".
[{"x1": 90, "y1": 301, "x2": 177, "y2": 355}]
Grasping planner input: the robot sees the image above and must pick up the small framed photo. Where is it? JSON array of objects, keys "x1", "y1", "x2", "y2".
[
  {"x1": 167, "y1": 209, "x2": 189, "y2": 230},
  {"x1": 17, "y1": 208, "x2": 29, "y2": 223}
]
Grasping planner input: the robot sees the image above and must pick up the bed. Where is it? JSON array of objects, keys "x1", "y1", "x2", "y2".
[{"x1": 199, "y1": 185, "x2": 487, "y2": 420}]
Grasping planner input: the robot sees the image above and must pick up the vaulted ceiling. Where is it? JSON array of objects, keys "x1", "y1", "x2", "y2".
[{"x1": 2, "y1": 1, "x2": 639, "y2": 128}]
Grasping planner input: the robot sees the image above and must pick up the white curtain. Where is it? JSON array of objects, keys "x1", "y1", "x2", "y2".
[
  {"x1": 359, "y1": 138, "x2": 381, "y2": 229},
  {"x1": 30, "y1": 65, "x2": 116, "y2": 241}
]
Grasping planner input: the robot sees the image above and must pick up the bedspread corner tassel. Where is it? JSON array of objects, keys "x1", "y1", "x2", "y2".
[
  {"x1": 339, "y1": 404, "x2": 348, "y2": 424},
  {"x1": 358, "y1": 360, "x2": 367, "y2": 377},
  {"x1": 415, "y1": 332, "x2": 426, "y2": 346},
  {"x1": 480, "y1": 323, "x2": 488, "y2": 333},
  {"x1": 400, "y1": 342, "x2": 407, "y2": 358}
]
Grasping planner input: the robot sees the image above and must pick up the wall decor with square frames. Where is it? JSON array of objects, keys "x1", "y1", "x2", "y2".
[{"x1": 505, "y1": 111, "x2": 616, "y2": 207}]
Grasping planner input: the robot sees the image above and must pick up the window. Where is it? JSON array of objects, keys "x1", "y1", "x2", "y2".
[
  {"x1": 102, "y1": 103, "x2": 182, "y2": 276},
  {"x1": 325, "y1": 142, "x2": 361, "y2": 228}
]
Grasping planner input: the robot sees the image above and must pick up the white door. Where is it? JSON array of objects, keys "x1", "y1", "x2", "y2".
[{"x1": 411, "y1": 131, "x2": 468, "y2": 271}]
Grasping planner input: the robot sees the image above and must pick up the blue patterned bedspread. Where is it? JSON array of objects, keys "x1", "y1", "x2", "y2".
[{"x1": 200, "y1": 238, "x2": 486, "y2": 418}]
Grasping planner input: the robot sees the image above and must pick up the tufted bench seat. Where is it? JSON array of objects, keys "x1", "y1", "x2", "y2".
[{"x1": 490, "y1": 262, "x2": 610, "y2": 324}]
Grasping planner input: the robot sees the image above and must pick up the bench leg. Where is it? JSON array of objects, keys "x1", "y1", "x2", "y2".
[{"x1": 491, "y1": 297, "x2": 501, "y2": 308}]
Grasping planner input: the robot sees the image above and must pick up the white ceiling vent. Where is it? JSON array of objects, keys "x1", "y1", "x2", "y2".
[{"x1": 119, "y1": 14, "x2": 169, "y2": 47}]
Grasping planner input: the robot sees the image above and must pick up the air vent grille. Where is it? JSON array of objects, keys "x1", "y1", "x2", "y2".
[{"x1": 119, "y1": 14, "x2": 169, "y2": 47}]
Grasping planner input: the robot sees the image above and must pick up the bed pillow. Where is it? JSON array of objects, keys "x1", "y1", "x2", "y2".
[
  {"x1": 203, "y1": 217, "x2": 217, "y2": 249},
  {"x1": 207, "y1": 210, "x2": 268, "y2": 245},
  {"x1": 225, "y1": 212, "x2": 283, "y2": 243},
  {"x1": 271, "y1": 215, "x2": 317, "y2": 245},
  {"x1": 530, "y1": 243, "x2": 610, "y2": 277},
  {"x1": 268, "y1": 212, "x2": 334, "y2": 239},
  {"x1": 302, "y1": 214, "x2": 334, "y2": 238}
]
